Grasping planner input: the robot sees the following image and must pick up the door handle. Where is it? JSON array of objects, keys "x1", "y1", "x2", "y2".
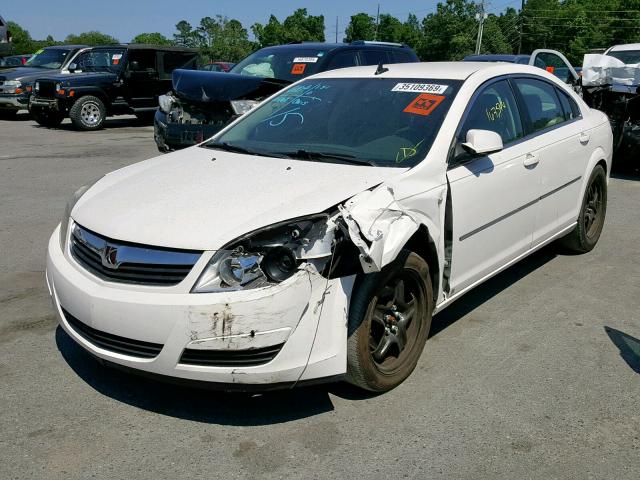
[
  {"x1": 579, "y1": 132, "x2": 590, "y2": 144},
  {"x1": 523, "y1": 153, "x2": 539, "y2": 168}
]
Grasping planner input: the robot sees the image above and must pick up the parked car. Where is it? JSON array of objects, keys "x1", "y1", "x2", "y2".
[
  {"x1": 154, "y1": 41, "x2": 419, "y2": 151},
  {"x1": 0, "y1": 45, "x2": 88, "y2": 119},
  {"x1": 47, "y1": 62, "x2": 612, "y2": 392},
  {"x1": 29, "y1": 44, "x2": 198, "y2": 130},
  {"x1": 201, "y1": 62, "x2": 234, "y2": 72},
  {"x1": 464, "y1": 49, "x2": 580, "y2": 85},
  {"x1": 581, "y1": 43, "x2": 640, "y2": 160}
]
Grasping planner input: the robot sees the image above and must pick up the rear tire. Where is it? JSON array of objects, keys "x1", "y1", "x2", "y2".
[
  {"x1": 69, "y1": 96, "x2": 106, "y2": 130},
  {"x1": 346, "y1": 250, "x2": 433, "y2": 392},
  {"x1": 560, "y1": 164, "x2": 607, "y2": 253},
  {"x1": 31, "y1": 110, "x2": 63, "y2": 128}
]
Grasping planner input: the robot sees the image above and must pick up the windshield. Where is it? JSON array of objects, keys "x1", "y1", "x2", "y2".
[
  {"x1": 229, "y1": 48, "x2": 329, "y2": 82},
  {"x1": 74, "y1": 48, "x2": 126, "y2": 72},
  {"x1": 25, "y1": 49, "x2": 71, "y2": 69},
  {"x1": 607, "y1": 50, "x2": 640, "y2": 65},
  {"x1": 206, "y1": 77, "x2": 462, "y2": 168}
]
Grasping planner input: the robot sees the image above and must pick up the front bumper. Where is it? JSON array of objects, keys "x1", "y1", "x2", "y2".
[
  {"x1": 0, "y1": 93, "x2": 29, "y2": 110},
  {"x1": 154, "y1": 110, "x2": 226, "y2": 151},
  {"x1": 46, "y1": 226, "x2": 353, "y2": 389}
]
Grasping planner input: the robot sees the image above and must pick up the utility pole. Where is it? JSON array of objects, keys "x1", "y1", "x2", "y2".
[
  {"x1": 518, "y1": 0, "x2": 526, "y2": 54},
  {"x1": 335, "y1": 16, "x2": 339, "y2": 43},
  {"x1": 474, "y1": 0, "x2": 487, "y2": 55},
  {"x1": 374, "y1": 3, "x2": 380, "y2": 41}
]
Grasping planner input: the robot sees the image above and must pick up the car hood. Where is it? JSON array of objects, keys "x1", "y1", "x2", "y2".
[
  {"x1": 39, "y1": 71, "x2": 118, "y2": 86},
  {"x1": 172, "y1": 69, "x2": 289, "y2": 104},
  {"x1": 72, "y1": 146, "x2": 404, "y2": 251},
  {"x1": 0, "y1": 67, "x2": 60, "y2": 82}
]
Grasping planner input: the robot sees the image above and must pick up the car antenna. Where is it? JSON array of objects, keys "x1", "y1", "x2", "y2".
[{"x1": 375, "y1": 60, "x2": 389, "y2": 75}]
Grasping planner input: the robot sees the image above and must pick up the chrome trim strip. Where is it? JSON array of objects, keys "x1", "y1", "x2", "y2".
[{"x1": 459, "y1": 175, "x2": 582, "y2": 241}]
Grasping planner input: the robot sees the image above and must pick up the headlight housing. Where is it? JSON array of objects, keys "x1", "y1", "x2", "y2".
[
  {"x1": 158, "y1": 93, "x2": 176, "y2": 114},
  {"x1": 192, "y1": 215, "x2": 335, "y2": 293},
  {"x1": 3, "y1": 80, "x2": 22, "y2": 94},
  {"x1": 59, "y1": 176, "x2": 104, "y2": 251},
  {"x1": 230, "y1": 99, "x2": 259, "y2": 116}
]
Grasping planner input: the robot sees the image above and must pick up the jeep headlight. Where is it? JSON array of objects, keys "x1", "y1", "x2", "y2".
[
  {"x1": 230, "y1": 99, "x2": 259, "y2": 116},
  {"x1": 59, "y1": 176, "x2": 104, "y2": 251},
  {"x1": 192, "y1": 215, "x2": 335, "y2": 293}
]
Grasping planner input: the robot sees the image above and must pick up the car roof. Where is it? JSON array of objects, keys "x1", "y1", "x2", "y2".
[
  {"x1": 608, "y1": 43, "x2": 640, "y2": 52},
  {"x1": 45, "y1": 45, "x2": 88, "y2": 50},
  {"x1": 257, "y1": 42, "x2": 412, "y2": 51},
  {"x1": 91, "y1": 44, "x2": 197, "y2": 52},
  {"x1": 311, "y1": 61, "x2": 511, "y2": 80},
  {"x1": 463, "y1": 54, "x2": 530, "y2": 63}
]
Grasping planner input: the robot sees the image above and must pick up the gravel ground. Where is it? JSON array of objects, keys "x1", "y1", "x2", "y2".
[{"x1": 0, "y1": 114, "x2": 638, "y2": 479}]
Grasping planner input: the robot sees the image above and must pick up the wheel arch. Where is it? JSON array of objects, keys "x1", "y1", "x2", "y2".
[{"x1": 401, "y1": 224, "x2": 440, "y2": 300}]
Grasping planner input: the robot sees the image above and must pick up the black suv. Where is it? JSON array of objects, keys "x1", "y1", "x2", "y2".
[
  {"x1": 29, "y1": 44, "x2": 198, "y2": 130},
  {"x1": 154, "y1": 41, "x2": 419, "y2": 151}
]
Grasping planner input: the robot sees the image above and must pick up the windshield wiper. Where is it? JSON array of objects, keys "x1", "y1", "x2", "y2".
[
  {"x1": 203, "y1": 141, "x2": 288, "y2": 158},
  {"x1": 280, "y1": 149, "x2": 378, "y2": 167}
]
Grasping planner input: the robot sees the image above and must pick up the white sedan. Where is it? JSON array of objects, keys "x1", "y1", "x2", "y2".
[{"x1": 46, "y1": 62, "x2": 612, "y2": 392}]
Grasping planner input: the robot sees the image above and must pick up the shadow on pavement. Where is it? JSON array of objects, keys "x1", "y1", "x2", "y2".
[
  {"x1": 56, "y1": 326, "x2": 339, "y2": 425},
  {"x1": 604, "y1": 327, "x2": 640, "y2": 374},
  {"x1": 31, "y1": 116, "x2": 152, "y2": 131},
  {"x1": 430, "y1": 245, "x2": 558, "y2": 338}
]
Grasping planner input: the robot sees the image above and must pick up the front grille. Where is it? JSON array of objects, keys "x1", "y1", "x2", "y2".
[
  {"x1": 70, "y1": 224, "x2": 201, "y2": 286},
  {"x1": 179, "y1": 344, "x2": 285, "y2": 367},
  {"x1": 36, "y1": 80, "x2": 56, "y2": 98},
  {"x1": 62, "y1": 308, "x2": 163, "y2": 359}
]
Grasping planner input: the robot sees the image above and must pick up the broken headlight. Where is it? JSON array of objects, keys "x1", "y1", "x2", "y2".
[
  {"x1": 192, "y1": 215, "x2": 335, "y2": 293},
  {"x1": 158, "y1": 93, "x2": 176, "y2": 114}
]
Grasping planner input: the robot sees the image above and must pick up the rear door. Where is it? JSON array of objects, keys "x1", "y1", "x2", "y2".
[
  {"x1": 530, "y1": 49, "x2": 579, "y2": 85},
  {"x1": 511, "y1": 77, "x2": 590, "y2": 241},
  {"x1": 446, "y1": 79, "x2": 540, "y2": 294}
]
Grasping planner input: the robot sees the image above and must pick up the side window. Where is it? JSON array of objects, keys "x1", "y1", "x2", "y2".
[
  {"x1": 390, "y1": 50, "x2": 414, "y2": 64},
  {"x1": 128, "y1": 50, "x2": 157, "y2": 73},
  {"x1": 162, "y1": 52, "x2": 197, "y2": 76},
  {"x1": 514, "y1": 78, "x2": 566, "y2": 133},
  {"x1": 326, "y1": 51, "x2": 358, "y2": 70},
  {"x1": 556, "y1": 88, "x2": 582, "y2": 121},
  {"x1": 532, "y1": 52, "x2": 573, "y2": 83},
  {"x1": 360, "y1": 49, "x2": 390, "y2": 66},
  {"x1": 459, "y1": 80, "x2": 523, "y2": 147}
]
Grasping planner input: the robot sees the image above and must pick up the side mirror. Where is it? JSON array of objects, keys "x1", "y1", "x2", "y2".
[
  {"x1": 461, "y1": 129, "x2": 503, "y2": 155},
  {"x1": 68, "y1": 63, "x2": 77, "y2": 72}
]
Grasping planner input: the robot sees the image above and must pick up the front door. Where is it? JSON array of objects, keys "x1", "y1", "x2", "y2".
[
  {"x1": 124, "y1": 49, "x2": 160, "y2": 109},
  {"x1": 446, "y1": 79, "x2": 540, "y2": 295}
]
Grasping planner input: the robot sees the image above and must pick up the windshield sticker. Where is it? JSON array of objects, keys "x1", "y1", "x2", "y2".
[
  {"x1": 293, "y1": 57, "x2": 319, "y2": 63},
  {"x1": 112, "y1": 54, "x2": 123, "y2": 60},
  {"x1": 403, "y1": 94, "x2": 445, "y2": 116},
  {"x1": 396, "y1": 139, "x2": 425, "y2": 163},
  {"x1": 545, "y1": 66, "x2": 555, "y2": 73},
  {"x1": 486, "y1": 99, "x2": 507, "y2": 121},
  {"x1": 34, "y1": 49, "x2": 44, "y2": 55},
  {"x1": 392, "y1": 83, "x2": 449, "y2": 94},
  {"x1": 291, "y1": 63, "x2": 307, "y2": 74}
]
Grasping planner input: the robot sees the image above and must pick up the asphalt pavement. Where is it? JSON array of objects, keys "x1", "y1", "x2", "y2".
[{"x1": 0, "y1": 113, "x2": 638, "y2": 479}]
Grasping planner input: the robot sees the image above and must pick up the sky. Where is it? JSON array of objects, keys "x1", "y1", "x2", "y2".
[{"x1": 2, "y1": 0, "x2": 521, "y2": 43}]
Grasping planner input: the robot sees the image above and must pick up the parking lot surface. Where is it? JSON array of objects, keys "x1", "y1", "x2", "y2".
[{"x1": 0, "y1": 114, "x2": 639, "y2": 479}]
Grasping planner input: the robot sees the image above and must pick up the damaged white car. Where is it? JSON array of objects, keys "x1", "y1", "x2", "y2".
[{"x1": 47, "y1": 62, "x2": 612, "y2": 392}]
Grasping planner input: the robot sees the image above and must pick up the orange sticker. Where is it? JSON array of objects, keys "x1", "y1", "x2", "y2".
[
  {"x1": 545, "y1": 66, "x2": 555, "y2": 73},
  {"x1": 403, "y1": 94, "x2": 445, "y2": 116},
  {"x1": 291, "y1": 63, "x2": 306, "y2": 74},
  {"x1": 112, "y1": 59, "x2": 119, "y2": 65}
]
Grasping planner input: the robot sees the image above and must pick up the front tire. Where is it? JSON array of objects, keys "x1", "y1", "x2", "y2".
[
  {"x1": 560, "y1": 164, "x2": 607, "y2": 253},
  {"x1": 69, "y1": 96, "x2": 106, "y2": 130},
  {"x1": 346, "y1": 250, "x2": 433, "y2": 392}
]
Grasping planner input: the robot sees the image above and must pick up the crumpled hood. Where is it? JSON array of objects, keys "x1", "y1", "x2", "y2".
[
  {"x1": 72, "y1": 147, "x2": 404, "y2": 251},
  {"x1": 172, "y1": 69, "x2": 289, "y2": 104}
]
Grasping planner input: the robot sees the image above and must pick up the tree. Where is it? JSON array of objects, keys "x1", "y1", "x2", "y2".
[
  {"x1": 173, "y1": 20, "x2": 199, "y2": 48},
  {"x1": 197, "y1": 15, "x2": 253, "y2": 62},
  {"x1": 64, "y1": 31, "x2": 118, "y2": 46},
  {"x1": 6, "y1": 21, "x2": 35, "y2": 54},
  {"x1": 401, "y1": 14, "x2": 424, "y2": 52},
  {"x1": 252, "y1": 9, "x2": 325, "y2": 47},
  {"x1": 377, "y1": 14, "x2": 404, "y2": 43},
  {"x1": 131, "y1": 32, "x2": 171, "y2": 45},
  {"x1": 344, "y1": 13, "x2": 376, "y2": 42},
  {"x1": 419, "y1": 0, "x2": 477, "y2": 61}
]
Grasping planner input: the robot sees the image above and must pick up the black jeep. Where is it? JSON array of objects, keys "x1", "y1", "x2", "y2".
[
  {"x1": 154, "y1": 41, "x2": 419, "y2": 151},
  {"x1": 29, "y1": 44, "x2": 198, "y2": 130}
]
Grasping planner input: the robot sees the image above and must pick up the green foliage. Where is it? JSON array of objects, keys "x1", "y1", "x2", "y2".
[
  {"x1": 344, "y1": 13, "x2": 376, "y2": 42},
  {"x1": 131, "y1": 32, "x2": 171, "y2": 45},
  {"x1": 64, "y1": 31, "x2": 119, "y2": 46},
  {"x1": 196, "y1": 16, "x2": 253, "y2": 62},
  {"x1": 252, "y1": 8, "x2": 325, "y2": 47}
]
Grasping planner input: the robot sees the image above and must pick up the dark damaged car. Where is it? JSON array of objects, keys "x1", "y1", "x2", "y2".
[{"x1": 154, "y1": 41, "x2": 419, "y2": 151}]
